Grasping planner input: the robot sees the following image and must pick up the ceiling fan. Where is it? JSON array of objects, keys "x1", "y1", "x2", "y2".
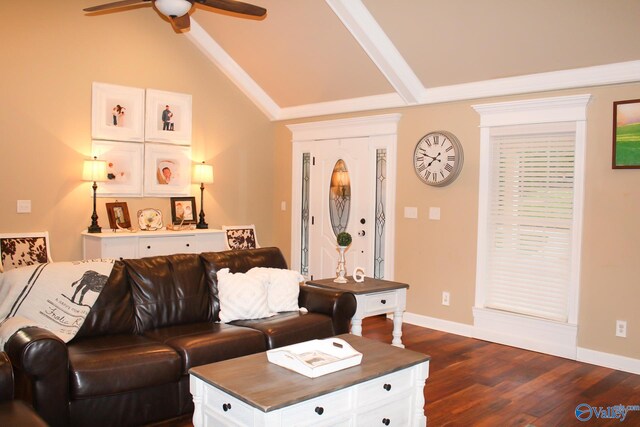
[{"x1": 83, "y1": 0, "x2": 267, "y2": 31}]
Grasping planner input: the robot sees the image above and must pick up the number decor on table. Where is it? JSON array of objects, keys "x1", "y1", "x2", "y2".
[{"x1": 413, "y1": 131, "x2": 464, "y2": 187}]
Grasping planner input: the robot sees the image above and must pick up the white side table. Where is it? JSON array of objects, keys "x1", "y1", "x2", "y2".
[{"x1": 305, "y1": 277, "x2": 409, "y2": 348}]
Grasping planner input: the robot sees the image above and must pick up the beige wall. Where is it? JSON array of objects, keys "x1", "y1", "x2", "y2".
[
  {"x1": 1, "y1": 1, "x2": 275, "y2": 261},
  {"x1": 274, "y1": 84, "x2": 640, "y2": 360}
]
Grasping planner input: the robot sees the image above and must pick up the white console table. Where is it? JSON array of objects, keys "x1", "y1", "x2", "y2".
[{"x1": 81, "y1": 229, "x2": 226, "y2": 260}]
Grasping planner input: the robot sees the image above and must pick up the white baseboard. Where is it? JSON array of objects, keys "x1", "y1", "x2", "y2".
[
  {"x1": 400, "y1": 310, "x2": 640, "y2": 375},
  {"x1": 577, "y1": 347, "x2": 640, "y2": 375}
]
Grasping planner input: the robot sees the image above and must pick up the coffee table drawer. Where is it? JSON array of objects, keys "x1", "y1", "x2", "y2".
[
  {"x1": 281, "y1": 387, "x2": 353, "y2": 425},
  {"x1": 357, "y1": 367, "x2": 413, "y2": 405},
  {"x1": 202, "y1": 385, "x2": 253, "y2": 426},
  {"x1": 364, "y1": 291, "x2": 398, "y2": 313},
  {"x1": 356, "y1": 394, "x2": 411, "y2": 426}
]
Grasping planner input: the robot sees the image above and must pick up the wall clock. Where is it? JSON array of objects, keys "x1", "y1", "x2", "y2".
[{"x1": 413, "y1": 131, "x2": 464, "y2": 186}]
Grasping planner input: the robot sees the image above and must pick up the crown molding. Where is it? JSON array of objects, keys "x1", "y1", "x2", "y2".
[{"x1": 186, "y1": 19, "x2": 280, "y2": 121}]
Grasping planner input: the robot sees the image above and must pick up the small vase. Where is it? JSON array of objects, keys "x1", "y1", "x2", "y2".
[{"x1": 334, "y1": 245, "x2": 348, "y2": 283}]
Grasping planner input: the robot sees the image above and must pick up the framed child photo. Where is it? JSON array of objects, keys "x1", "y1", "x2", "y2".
[
  {"x1": 612, "y1": 98, "x2": 640, "y2": 169},
  {"x1": 91, "y1": 140, "x2": 144, "y2": 197},
  {"x1": 170, "y1": 197, "x2": 197, "y2": 225},
  {"x1": 143, "y1": 143, "x2": 191, "y2": 197},
  {"x1": 92, "y1": 82, "x2": 145, "y2": 142},
  {"x1": 145, "y1": 89, "x2": 192, "y2": 145},
  {"x1": 105, "y1": 202, "x2": 132, "y2": 230}
]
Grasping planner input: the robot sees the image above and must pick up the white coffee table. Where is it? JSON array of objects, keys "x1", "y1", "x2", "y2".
[{"x1": 189, "y1": 334, "x2": 429, "y2": 426}]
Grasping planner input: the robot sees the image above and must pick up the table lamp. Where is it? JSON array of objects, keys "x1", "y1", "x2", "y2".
[
  {"x1": 192, "y1": 161, "x2": 214, "y2": 229},
  {"x1": 83, "y1": 156, "x2": 108, "y2": 233}
]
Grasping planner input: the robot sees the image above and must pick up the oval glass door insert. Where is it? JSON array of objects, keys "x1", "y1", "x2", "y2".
[{"x1": 329, "y1": 159, "x2": 351, "y2": 236}]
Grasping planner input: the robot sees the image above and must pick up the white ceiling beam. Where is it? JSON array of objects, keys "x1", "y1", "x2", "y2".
[
  {"x1": 186, "y1": 18, "x2": 281, "y2": 121},
  {"x1": 325, "y1": 0, "x2": 425, "y2": 105}
]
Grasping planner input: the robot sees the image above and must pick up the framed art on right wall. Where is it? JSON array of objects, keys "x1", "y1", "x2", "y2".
[{"x1": 613, "y1": 98, "x2": 640, "y2": 169}]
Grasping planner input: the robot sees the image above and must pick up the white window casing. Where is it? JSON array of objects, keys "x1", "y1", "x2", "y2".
[{"x1": 472, "y1": 94, "x2": 591, "y2": 359}]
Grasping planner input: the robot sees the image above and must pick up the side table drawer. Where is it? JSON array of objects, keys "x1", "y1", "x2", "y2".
[
  {"x1": 281, "y1": 387, "x2": 353, "y2": 425},
  {"x1": 138, "y1": 235, "x2": 197, "y2": 257},
  {"x1": 364, "y1": 291, "x2": 398, "y2": 314},
  {"x1": 357, "y1": 367, "x2": 413, "y2": 405},
  {"x1": 356, "y1": 394, "x2": 412, "y2": 426}
]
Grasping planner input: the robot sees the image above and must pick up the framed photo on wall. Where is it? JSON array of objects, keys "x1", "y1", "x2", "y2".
[
  {"x1": 613, "y1": 98, "x2": 640, "y2": 169},
  {"x1": 170, "y1": 197, "x2": 197, "y2": 225},
  {"x1": 92, "y1": 82, "x2": 145, "y2": 142},
  {"x1": 105, "y1": 202, "x2": 132, "y2": 230},
  {"x1": 91, "y1": 140, "x2": 144, "y2": 197},
  {"x1": 143, "y1": 143, "x2": 191, "y2": 196},
  {"x1": 145, "y1": 89, "x2": 192, "y2": 145}
]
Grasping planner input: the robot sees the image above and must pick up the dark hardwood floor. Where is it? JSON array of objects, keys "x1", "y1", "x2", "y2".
[
  {"x1": 169, "y1": 317, "x2": 640, "y2": 426},
  {"x1": 362, "y1": 316, "x2": 640, "y2": 427}
]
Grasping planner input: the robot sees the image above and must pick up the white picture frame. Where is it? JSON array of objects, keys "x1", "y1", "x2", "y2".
[
  {"x1": 91, "y1": 140, "x2": 144, "y2": 197},
  {"x1": 143, "y1": 143, "x2": 192, "y2": 196},
  {"x1": 145, "y1": 89, "x2": 192, "y2": 145},
  {"x1": 92, "y1": 82, "x2": 145, "y2": 142}
]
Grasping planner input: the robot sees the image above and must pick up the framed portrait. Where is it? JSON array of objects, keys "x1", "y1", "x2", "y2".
[
  {"x1": 170, "y1": 197, "x2": 197, "y2": 225},
  {"x1": 105, "y1": 202, "x2": 132, "y2": 230},
  {"x1": 92, "y1": 82, "x2": 145, "y2": 142},
  {"x1": 91, "y1": 140, "x2": 144, "y2": 197},
  {"x1": 145, "y1": 89, "x2": 192, "y2": 145},
  {"x1": 613, "y1": 99, "x2": 640, "y2": 169},
  {"x1": 143, "y1": 143, "x2": 191, "y2": 196}
]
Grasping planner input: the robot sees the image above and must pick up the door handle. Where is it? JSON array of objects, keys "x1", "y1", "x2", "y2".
[{"x1": 358, "y1": 230, "x2": 366, "y2": 237}]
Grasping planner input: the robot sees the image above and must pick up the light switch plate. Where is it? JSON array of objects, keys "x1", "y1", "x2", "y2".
[
  {"x1": 429, "y1": 207, "x2": 441, "y2": 220},
  {"x1": 17, "y1": 200, "x2": 31, "y2": 214},
  {"x1": 404, "y1": 207, "x2": 418, "y2": 219}
]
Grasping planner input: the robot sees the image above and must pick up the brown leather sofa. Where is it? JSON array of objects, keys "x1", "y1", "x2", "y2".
[
  {"x1": 4, "y1": 247, "x2": 356, "y2": 426},
  {"x1": 0, "y1": 351, "x2": 48, "y2": 426}
]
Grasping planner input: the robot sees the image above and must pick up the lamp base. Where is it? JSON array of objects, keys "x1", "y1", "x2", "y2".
[
  {"x1": 87, "y1": 224, "x2": 102, "y2": 233},
  {"x1": 196, "y1": 221, "x2": 208, "y2": 230}
]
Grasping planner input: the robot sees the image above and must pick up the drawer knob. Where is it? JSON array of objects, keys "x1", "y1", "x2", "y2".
[
  {"x1": 382, "y1": 418, "x2": 391, "y2": 426},
  {"x1": 147, "y1": 245, "x2": 151, "y2": 249},
  {"x1": 315, "y1": 406, "x2": 324, "y2": 415},
  {"x1": 222, "y1": 403, "x2": 232, "y2": 412},
  {"x1": 381, "y1": 299, "x2": 387, "y2": 304},
  {"x1": 186, "y1": 243, "x2": 190, "y2": 247},
  {"x1": 383, "y1": 383, "x2": 391, "y2": 391}
]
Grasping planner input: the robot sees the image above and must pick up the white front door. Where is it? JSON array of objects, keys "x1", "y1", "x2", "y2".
[
  {"x1": 289, "y1": 114, "x2": 400, "y2": 282},
  {"x1": 310, "y1": 137, "x2": 373, "y2": 280}
]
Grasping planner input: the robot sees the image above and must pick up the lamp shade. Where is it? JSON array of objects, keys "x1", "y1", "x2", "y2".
[
  {"x1": 82, "y1": 158, "x2": 108, "y2": 182},
  {"x1": 155, "y1": 0, "x2": 192, "y2": 17},
  {"x1": 192, "y1": 163, "x2": 214, "y2": 184}
]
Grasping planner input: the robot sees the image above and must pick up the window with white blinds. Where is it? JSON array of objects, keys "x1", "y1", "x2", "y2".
[{"x1": 485, "y1": 122, "x2": 577, "y2": 322}]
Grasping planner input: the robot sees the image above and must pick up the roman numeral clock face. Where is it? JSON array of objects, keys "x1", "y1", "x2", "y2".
[{"x1": 413, "y1": 131, "x2": 464, "y2": 186}]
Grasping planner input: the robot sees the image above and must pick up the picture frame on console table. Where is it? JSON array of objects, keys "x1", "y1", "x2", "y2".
[
  {"x1": 170, "y1": 197, "x2": 197, "y2": 225},
  {"x1": 92, "y1": 140, "x2": 144, "y2": 197},
  {"x1": 612, "y1": 98, "x2": 640, "y2": 169},
  {"x1": 105, "y1": 202, "x2": 132, "y2": 230},
  {"x1": 91, "y1": 82, "x2": 145, "y2": 142},
  {"x1": 145, "y1": 89, "x2": 192, "y2": 145},
  {"x1": 143, "y1": 143, "x2": 191, "y2": 197}
]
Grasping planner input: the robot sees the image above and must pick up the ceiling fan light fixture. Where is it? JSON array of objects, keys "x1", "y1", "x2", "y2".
[{"x1": 155, "y1": 0, "x2": 192, "y2": 17}]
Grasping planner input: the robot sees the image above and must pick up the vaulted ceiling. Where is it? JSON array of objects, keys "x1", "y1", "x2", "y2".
[{"x1": 94, "y1": 0, "x2": 640, "y2": 120}]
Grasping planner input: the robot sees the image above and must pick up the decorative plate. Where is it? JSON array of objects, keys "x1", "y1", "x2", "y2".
[{"x1": 137, "y1": 208, "x2": 163, "y2": 231}]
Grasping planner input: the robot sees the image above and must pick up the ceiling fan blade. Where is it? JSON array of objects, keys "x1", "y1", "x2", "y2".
[
  {"x1": 170, "y1": 13, "x2": 191, "y2": 30},
  {"x1": 195, "y1": 0, "x2": 266, "y2": 17},
  {"x1": 83, "y1": 0, "x2": 150, "y2": 12}
]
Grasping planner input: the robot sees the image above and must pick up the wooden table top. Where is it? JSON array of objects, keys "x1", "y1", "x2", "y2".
[
  {"x1": 305, "y1": 276, "x2": 409, "y2": 294},
  {"x1": 189, "y1": 334, "x2": 429, "y2": 412}
]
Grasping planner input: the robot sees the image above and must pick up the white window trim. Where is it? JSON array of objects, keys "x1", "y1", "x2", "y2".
[{"x1": 472, "y1": 94, "x2": 591, "y2": 359}]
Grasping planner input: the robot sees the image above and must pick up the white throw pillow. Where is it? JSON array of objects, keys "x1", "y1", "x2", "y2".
[
  {"x1": 217, "y1": 268, "x2": 272, "y2": 323},
  {"x1": 247, "y1": 267, "x2": 303, "y2": 313}
]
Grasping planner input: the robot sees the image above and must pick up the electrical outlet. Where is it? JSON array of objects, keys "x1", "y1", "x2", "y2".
[
  {"x1": 442, "y1": 291, "x2": 450, "y2": 306},
  {"x1": 616, "y1": 320, "x2": 627, "y2": 338}
]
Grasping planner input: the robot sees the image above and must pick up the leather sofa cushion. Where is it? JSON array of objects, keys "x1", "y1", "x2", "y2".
[
  {"x1": 231, "y1": 312, "x2": 334, "y2": 349},
  {"x1": 200, "y1": 247, "x2": 288, "y2": 321},
  {"x1": 0, "y1": 401, "x2": 48, "y2": 427},
  {"x1": 144, "y1": 322, "x2": 267, "y2": 375},
  {"x1": 68, "y1": 335, "x2": 181, "y2": 399},
  {"x1": 125, "y1": 254, "x2": 212, "y2": 332},
  {"x1": 76, "y1": 261, "x2": 135, "y2": 338}
]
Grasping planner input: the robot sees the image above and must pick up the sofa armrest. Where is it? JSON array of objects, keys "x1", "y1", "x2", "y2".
[
  {"x1": 299, "y1": 285, "x2": 356, "y2": 335},
  {"x1": 5, "y1": 327, "x2": 69, "y2": 427},
  {"x1": 0, "y1": 352, "x2": 13, "y2": 402}
]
